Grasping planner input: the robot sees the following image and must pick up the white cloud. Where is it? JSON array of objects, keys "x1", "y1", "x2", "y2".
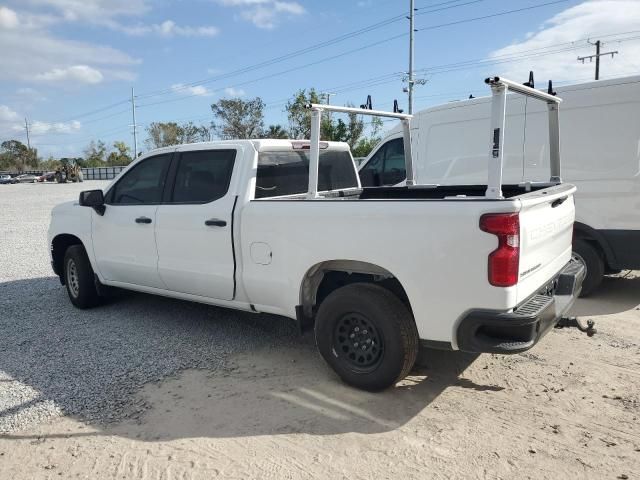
[
  {"x1": 0, "y1": 7, "x2": 137, "y2": 85},
  {"x1": 0, "y1": 105, "x2": 80, "y2": 136},
  {"x1": 114, "y1": 19, "x2": 219, "y2": 37},
  {"x1": 0, "y1": 6, "x2": 19, "y2": 28},
  {"x1": 171, "y1": 83, "x2": 214, "y2": 97},
  {"x1": 30, "y1": 119, "x2": 81, "y2": 134},
  {"x1": 18, "y1": 1, "x2": 219, "y2": 38},
  {"x1": 36, "y1": 65, "x2": 104, "y2": 84},
  {"x1": 155, "y1": 20, "x2": 219, "y2": 37},
  {"x1": 489, "y1": 0, "x2": 640, "y2": 82},
  {"x1": 218, "y1": 0, "x2": 305, "y2": 29},
  {"x1": 224, "y1": 87, "x2": 246, "y2": 97},
  {"x1": 23, "y1": 0, "x2": 149, "y2": 22},
  {"x1": 0, "y1": 105, "x2": 20, "y2": 123}
]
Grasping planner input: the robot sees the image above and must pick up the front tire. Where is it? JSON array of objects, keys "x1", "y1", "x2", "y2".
[
  {"x1": 315, "y1": 283, "x2": 419, "y2": 391},
  {"x1": 573, "y1": 239, "x2": 604, "y2": 297},
  {"x1": 63, "y1": 245, "x2": 101, "y2": 309}
]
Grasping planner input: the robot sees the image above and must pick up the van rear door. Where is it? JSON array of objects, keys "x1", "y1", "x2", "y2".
[{"x1": 515, "y1": 184, "x2": 576, "y2": 304}]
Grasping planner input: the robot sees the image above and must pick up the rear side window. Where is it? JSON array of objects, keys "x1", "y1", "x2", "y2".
[
  {"x1": 255, "y1": 150, "x2": 358, "y2": 198},
  {"x1": 171, "y1": 150, "x2": 236, "y2": 203},
  {"x1": 108, "y1": 154, "x2": 171, "y2": 205}
]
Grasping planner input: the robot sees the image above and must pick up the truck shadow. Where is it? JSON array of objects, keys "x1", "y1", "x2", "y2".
[
  {"x1": 569, "y1": 273, "x2": 640, "y2": 317},
  {"x1": 105, "y1": 347, "x2": 482, "y2": 440},
  {"x1": 1, "y1": 276, "x2": 482, "y2": 440}
]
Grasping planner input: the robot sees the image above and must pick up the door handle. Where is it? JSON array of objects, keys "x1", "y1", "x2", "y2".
[
  {"x1": 551, "y1": 196, "x2": 568, "y2": 208},
  {"x1": 135, "y1": 216, "x2": 152, "y2": 224},
  {"x1": 205, "y1": 218, "x2": 227, "y2": 227}
]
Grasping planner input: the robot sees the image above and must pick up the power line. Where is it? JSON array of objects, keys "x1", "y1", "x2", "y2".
[
  {"x1": 137, "y1": 1, "x2": 573, "y2": 112},
  {"x1": 137, "y1": 0, "x2": 487, "y2": 101},
  {"x1": 137, "y1": 32, "x2": 409, "y2": 109},
  {"x1": 417, "y1": 0, "x2": 570, "y2": 32}
]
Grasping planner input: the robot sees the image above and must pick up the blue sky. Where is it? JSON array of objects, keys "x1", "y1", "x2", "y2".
[{"x1": 1, "y1": 0, "x2": 640, "y2": 158}]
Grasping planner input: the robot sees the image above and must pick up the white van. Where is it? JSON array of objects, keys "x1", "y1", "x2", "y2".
[{"x1": 359, "y1": 75, "x2": 640, "y2": 295}]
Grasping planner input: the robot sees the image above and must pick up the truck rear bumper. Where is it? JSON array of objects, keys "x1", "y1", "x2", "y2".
[{"x1": 456, "y1": 260, "x2": 585, "y2": 354}]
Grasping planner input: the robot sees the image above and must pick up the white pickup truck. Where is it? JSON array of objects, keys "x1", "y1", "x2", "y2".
[{"x1": 48, "y1": 77, "x2": 585, "y2": 391}]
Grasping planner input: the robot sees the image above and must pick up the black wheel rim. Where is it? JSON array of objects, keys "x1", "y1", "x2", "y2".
[{"x1": 333, "y1": 312, "x2": 384, "y2": 372}]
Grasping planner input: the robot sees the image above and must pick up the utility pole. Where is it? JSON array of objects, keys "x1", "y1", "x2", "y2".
[
  {"x1": 578, "y1": 40, "x2": 618, "y2": 80},
  {"x1": 321, "y1": 92, "x2": 336, "y2": 105},
  {"x1": 24, "y1": 117, "x2": 31, "y2": 149},
  {"x1": 130, "y1": 87, "x2": 138, "y2": 158},
  {"x1": 408, "y1": 0, "x2": 415, "y2": 114}
]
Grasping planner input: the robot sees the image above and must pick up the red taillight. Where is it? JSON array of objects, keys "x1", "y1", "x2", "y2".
[{"x1": 479, "y1": 213, "x2": 520, "y2": 287}]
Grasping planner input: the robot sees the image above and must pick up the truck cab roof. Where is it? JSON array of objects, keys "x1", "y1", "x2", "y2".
[{"x1": 141, "y1": 139, "x2": 351, "y2": 159}]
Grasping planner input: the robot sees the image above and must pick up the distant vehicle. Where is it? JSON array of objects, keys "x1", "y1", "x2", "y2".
[
  {"x1": 48, "y1": 77, "x2": 585, "y2": 391},
  {"x1": 0, "y1": 174, "x2": 18, "y2": 184},
  {"x1": 16, "y1": 174, "x2": 38, "y2": 183},
  {"x1": 359, "y1": 75, "x2": 640, "y2": 296},
  {"x1": 37, "y1": 172, "x2": 56, "y2": 182}
]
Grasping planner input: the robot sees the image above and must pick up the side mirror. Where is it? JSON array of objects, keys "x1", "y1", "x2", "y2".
[{"x1": 79, "y1": 189, "x2": 106, "y2": 216}]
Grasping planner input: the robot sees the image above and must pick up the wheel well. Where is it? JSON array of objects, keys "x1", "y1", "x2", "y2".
[
  {"x1": 51, "y1": 234, "x2": 83, "y2": 284},
  {"x1": 299, "y1": 261, "x2": 412, "y2": 322},
  {"x1": 573, "y1": 223, "x2": 613, "y2": 268}
]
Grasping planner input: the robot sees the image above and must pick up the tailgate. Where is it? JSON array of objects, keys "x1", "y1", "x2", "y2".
[{"x1": 516, "y1": 184, "x2": 576, "y2": 304}]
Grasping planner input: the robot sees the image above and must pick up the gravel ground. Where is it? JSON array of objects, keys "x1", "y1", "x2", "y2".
[
  {"x1": 0, "y1": 181, "x2": 639, "y2": 479},
  {"x1": 0, "y1": 181, "x2": 297, "y2": 433}
]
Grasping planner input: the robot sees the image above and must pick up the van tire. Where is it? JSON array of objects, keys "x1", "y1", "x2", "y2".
[
  {"x1": 573, "y1": 239, "x2": 604, "y2": 297},
  {"x1": 314, "y1": 283, "x2": 419, "y2": 391},
  {"x1": 63, "y1": 245, "x2": 101, "y2": 309}
]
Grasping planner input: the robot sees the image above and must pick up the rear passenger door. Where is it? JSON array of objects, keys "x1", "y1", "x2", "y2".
[{"x1": 155, "y1": 146, "x2": 238, "y2": 300}]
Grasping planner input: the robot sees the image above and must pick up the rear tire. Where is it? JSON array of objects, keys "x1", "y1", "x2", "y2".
[
  {"x1": 573, "y1": 239, "x2": 604, "y2": 297},
  {"x1": 314, "y1": 283, "x2": 419, "y2": 391},
  {"x1": 63, "y1": 245, "x2": 101, "y2": 309}
]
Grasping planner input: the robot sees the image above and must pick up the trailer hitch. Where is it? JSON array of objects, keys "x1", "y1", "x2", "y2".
[{"x1": 555, "y1": 317, "x2": 597, "y2": 337}]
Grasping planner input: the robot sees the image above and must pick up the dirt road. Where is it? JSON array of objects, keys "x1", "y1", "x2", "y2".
[{"x1": 1, "y1": 273, "x2": 638, "y2": 479}]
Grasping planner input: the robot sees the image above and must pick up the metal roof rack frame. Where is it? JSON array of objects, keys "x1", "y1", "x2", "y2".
[
  {"x1": 306, "y1": 104, "x2": 414, "y2": 199},
  {"x1": 484, "y1": 76, "x2": 563, "y2": 199}
]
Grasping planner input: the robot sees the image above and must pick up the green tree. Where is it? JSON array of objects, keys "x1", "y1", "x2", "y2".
[
  {"x1": 351, "y1": 117, "x2": 384, "y2": 157},
  {"x1": 106, "y1": 141, "x2": 133, "y2": 166},
  {"x1": 39, "y1": 155, "x2": 62, "y2": 171},
  {"x1": 146, "y1": 122, "x2": 181, "y2": 149},
  {"x1": 285, "y1": 91, "x2": 365, "y2": 147},
  {"x1": 285, "y1": 88, "x2": 323, "y2": 139},
  {"x1": 180, "y1": 122, "x2": 211, "y2": 143},
  {"x1": 210, "y1": 97, "x2": 265, "y2": 139},
  {"x1": 82, "y1": 140, "x2": 107, "y2": 167},
  {"x1": 352, "y1": 137, "x2": 380, "y2": 157},
  {"x1": 0, "y1": 140, "x2": 37, "y2": 171},
  {"x1": 145, "y1": 122, "x2": 211, "y2": 149},
  {"x1": 263, "y1": 124, "x2": 289, "y2": 139}
]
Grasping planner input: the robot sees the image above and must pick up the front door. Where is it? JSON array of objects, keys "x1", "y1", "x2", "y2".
[
  {"x1": 155, "y1": 147, "x2": 238, "y2": 300},
  {"x1": 92, "y1": 153, "x2": 172, "y2": 289}
]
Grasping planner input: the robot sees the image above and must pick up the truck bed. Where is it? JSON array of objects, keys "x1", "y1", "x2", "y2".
[{"x1": 359, "y1": 184, "x2": 552, "y2": 200}]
